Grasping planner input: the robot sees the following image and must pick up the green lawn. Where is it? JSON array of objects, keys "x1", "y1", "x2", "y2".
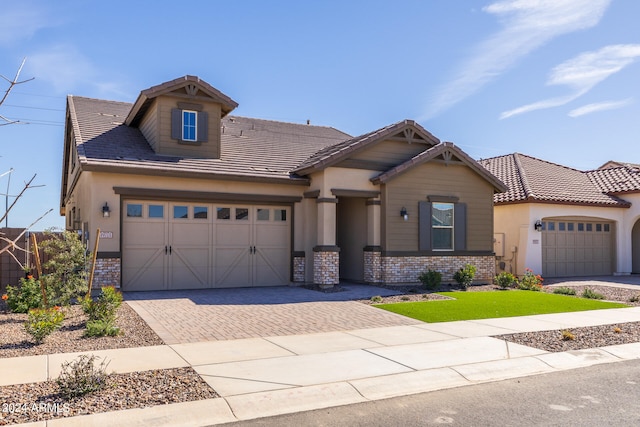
[{"x1": 375, "y1": 290, "x2": 628, "y2": 323}]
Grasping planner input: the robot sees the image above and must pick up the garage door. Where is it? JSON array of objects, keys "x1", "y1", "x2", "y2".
[
  {"x1": 123, "y1": 201, "x2": 291, "y2": 291},
  {"x1": 542, "y1": 219, "x2": 613, "y2": 277}
]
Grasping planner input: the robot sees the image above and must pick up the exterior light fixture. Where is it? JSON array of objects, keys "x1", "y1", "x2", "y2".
[
  {"x1": 102, "y1": 202, "x2": 111, "y2": 218},
  {"x1": 400, "y1": 207, "x2": 408, "y2": 221},
  {"x1": 534, "y1": 220, "x2": 542, "y2": 232}
]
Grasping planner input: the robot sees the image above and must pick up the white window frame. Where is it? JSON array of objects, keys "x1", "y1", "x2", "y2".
[
  {"x1": 182, "y1": 110, "x2": 197, "y2": 142},
  {"x1": 432, "y1": 202, "x2": 454, "y2": 251}
]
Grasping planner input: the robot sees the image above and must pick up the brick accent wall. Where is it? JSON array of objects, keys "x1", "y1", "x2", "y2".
[
  {"x1": 364, "y1": 252, "x2": 495, "y2": 285},
  {"x1": 92, "y1": 258, "x2": 121, "y2": 289},
  {"x1": 313, "y1": 248, "x2": 340, "y2": 286},
  {"x1": 293, "y1": 254, "x2": 305, "y2": 283}
]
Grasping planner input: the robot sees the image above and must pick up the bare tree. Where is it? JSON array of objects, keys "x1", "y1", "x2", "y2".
[{"x1": 0, "y1": 57, "x2": 34, "y2": 126}]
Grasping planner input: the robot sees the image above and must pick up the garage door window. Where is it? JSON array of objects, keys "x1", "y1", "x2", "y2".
[
  {"x1": 149, "y1": 205, "x2": 164, "y2": 218},
  {"x1": 194, "y1": 206, "x2": 208, "y2": 219},
  {"x1": 274, "y1": 209, "x2": 287, "y2": 221},
  {"x1": 127, "y1": 204, "x2": 143, "y2": 218},
  {"x1": 257, "y1": 208, "x2": 270, "y2": 221},
  {"x1": 174, "y1": 206, "x2": 188, "y2": 219},
  {"x1": 236, "y1": 208, "x2": 249, "y2": 220},
  {"x1": 217, "y1": 207, "x2": 230, "y2": 220}
]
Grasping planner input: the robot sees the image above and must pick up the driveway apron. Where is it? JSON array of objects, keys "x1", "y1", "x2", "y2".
[{"x1": 124, "y1": 284, "x2": 421, "y2": 344}]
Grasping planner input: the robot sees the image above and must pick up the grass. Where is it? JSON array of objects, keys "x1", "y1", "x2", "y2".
[{"x1": 375, "y1": 290, "x2": 628, "y2": 323}]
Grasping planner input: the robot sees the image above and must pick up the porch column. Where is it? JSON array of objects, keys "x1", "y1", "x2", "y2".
[
  {"x1": 313, "y1": 197, "x2": 339, "y2": 287},
  {"x1": 364, "y1": 198, "x2": 382, "y2": 283}
]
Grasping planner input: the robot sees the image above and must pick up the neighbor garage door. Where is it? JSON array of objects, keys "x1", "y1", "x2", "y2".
[
  {"x1": 122, "y1": 201, "x2": 290, "y2": 291},
  {"x1": 541, "y1": 219, "x2": 614, "y2": 277}
]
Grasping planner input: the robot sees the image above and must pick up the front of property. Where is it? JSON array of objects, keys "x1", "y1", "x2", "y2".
[
  {"x1": 61, "y1": 76, "x2": 506, "y2": 291},
  {"x1": 480, "y1": 155, "x2": 640, "y2": 278}
]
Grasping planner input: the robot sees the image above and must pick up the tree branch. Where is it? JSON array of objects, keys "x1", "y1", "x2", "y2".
[{"x1": 0, "y1": 58, "x2": 35, "y2": 126}]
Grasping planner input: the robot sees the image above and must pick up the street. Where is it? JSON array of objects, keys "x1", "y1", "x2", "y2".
[{"x1": 218, "y1": 359, "x2": 640, "y2": 426}]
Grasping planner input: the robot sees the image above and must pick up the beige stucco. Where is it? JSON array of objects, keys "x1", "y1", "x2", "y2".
[{"x1": 494, "y1": 201, "x2": 636, "y2": 276}]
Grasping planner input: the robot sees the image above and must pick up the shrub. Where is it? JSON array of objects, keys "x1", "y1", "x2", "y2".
[
  {"x1": 552, "y1": 286, "x2": 577, "y2": 296},
  {"x1": 6, "y1": 276, "x2": 43, "y2": 313},
  {"x1": 39, "y1": 230, "x2": 89, "y2": 306},
  {"x1": 494, "y1": 272, "x2": 517, "y2": 289},
  {"x1": 56, "y1": 354, "x2": 110, "y2": 399},
  {"x1": 24, "y1": 306, "x2": 64, "y2": 344},
  {"x1": 370, "y1": 295, "x2": 383, "y2": 303},
  {"x1": 83, "y1": 286, "x2": 123, "y2": 337},
  {"x1": 582, "y1": 288, "x2": 604, "y2": 300},
  {"x1": 453, "y1": 264, "x2": 476, "y2": 290},
  {"x1": 629, "y1": 294, "x2": 640, "y2": 303},
  {"x1": 517, "y1": 268, "x2": 543, "y2": 291},
  {"x1": 85, "y1": 320, "x2": 120, "y2": 337},
  {"x1": 418, "y1": 269, "x2": 442, "y2": 291}
]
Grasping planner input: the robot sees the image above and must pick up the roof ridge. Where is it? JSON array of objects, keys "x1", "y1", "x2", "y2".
[
  {"x1": 68, "y1": 95, "x2": 134, "y2": 105},
  {"x1": 512, "y1": 153, "x2": 534, "y2": 200},
  {"x1": 225, "y1": 115, "x2": 351, "y2": 135}
]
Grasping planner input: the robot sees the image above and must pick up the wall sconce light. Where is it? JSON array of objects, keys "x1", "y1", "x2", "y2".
[
  {"x1": 534, "y1": 220, "x2": 542, "y2": 232},
  {"x1": 102, "y1": 202, "x2": 111, "y2": 218},
  {"x1": 400, "y1": 207, "x2": 408, "y2": 221}
]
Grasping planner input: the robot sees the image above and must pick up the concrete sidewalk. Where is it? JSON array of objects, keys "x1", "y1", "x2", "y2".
[{"x1": 4, "y1": 306, "x2": 640, "y2": 427}]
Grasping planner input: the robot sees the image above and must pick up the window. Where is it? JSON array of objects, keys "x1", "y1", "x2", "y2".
[
  {"x1": 567, "y1": 222, "x2": 574, "y2": 231},
  {"x1": 586, "y1": 223, "x2": 593, "y2": 232},
  {"x1": 604, "y1": 224, "x2": 610, "y2": 232},
  {"x1": 559, "y1": 222, "x2": 566, "y2": 231},
  {"x1": 236, "y1": 208, "x2": 249, "y2": 220},
  {"x1": 274, "y1": 209, "x2": 287, "y2": 221},
  {"x1": 194, "y1": 206, "x2": 208, "y2": 219},
  {"x1": 148, "y1": 205, "x2": 164, "y2": 218},
  {"x1": 173, "y1": 206, "x2": 188, "y2": 219},
  {"x1": 217, "y1": 207, "x2": 230, "y2": 220},
  {"x1": 127, "y1": 204, "x2": 142, "y2": 218},
  {"x1": 547, "y1": 222, "x2": 555, "y2": 231},
  {"x1": 596, "y1": 223, "x2": 602, "y2": 232},
  {"x1": 432, "y1": 203, "x2": 454, "y2": 250},
  {"x1": 182, "y1": 111, "x2": 197, "y2": 141},
  {"x1": 257, "y1": 209, "x2": 270, "y2": 221}
]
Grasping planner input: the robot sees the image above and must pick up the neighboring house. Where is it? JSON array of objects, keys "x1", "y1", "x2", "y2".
[
  {"x1": 61, "y1": 75, "x2": 506, "y2": 291},
  {"x1": 480, "y1": 154, "x2": 640, "y2": 278}
]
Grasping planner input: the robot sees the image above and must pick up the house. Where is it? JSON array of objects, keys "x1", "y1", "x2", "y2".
[
  {"x1": 60, "y1": 75, "x2": 506, "y2": 291},
  {"x1": 479, "y1": 154, "x2": 640, "y2": 278}
]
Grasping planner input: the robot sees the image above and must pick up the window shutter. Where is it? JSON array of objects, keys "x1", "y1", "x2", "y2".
[
  {"x1": 419, "y1": 201, "x2": 432, "y2": 251},
  {"x1": 171, "y1": 108, "x2": 181, "y2": 140},
  {"x1": 454, "y1": 202, "x2": 467, "y2": 251},
  {"x1": 197, "y1": 111, "x2": 208, "y2": 142}
]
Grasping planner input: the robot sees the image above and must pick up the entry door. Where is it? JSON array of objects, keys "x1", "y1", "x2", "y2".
[{"x1": 215, "y1": 205, "x2": 290, "y2": 287}]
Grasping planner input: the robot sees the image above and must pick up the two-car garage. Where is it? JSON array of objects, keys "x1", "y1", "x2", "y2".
[{"x1": 122, "y1": 200, "x2": 291, "y2": 291}]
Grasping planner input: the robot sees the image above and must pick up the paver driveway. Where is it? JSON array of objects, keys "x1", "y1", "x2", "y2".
[{"x1": 125, "y1": 284, "x2": 422, "y2": 344}]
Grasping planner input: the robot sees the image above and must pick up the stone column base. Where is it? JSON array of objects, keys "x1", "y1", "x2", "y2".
[{"x1": 313, "y1": 246, "x2": 340, "y2": 287}]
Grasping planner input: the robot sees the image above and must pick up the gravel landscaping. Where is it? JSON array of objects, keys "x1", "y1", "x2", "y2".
[{"x1": 0, "y1": 301, "x2": 219, "y2": 425}]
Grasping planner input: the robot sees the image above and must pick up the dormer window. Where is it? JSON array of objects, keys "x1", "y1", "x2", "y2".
[
  {"x1": 171, "y1": 105, "x2": 208, "y2": 144},
  {"x1": 182, "y1": 110, "x2": 197, "y2": 141}
]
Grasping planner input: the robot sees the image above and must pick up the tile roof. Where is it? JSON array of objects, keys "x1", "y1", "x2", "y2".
[
  {"x1": 587, "y1": 166, "x2": 640, "y2": 194},
  {"x1": 68, "y1": 96, "x2": 351, "y2": 183},
  {"x1": 478, "y1": 153, "x2": 631, "y2": 207},
  {"x1": 293, "y1": 119, "x2": 440, "y2": 174}
]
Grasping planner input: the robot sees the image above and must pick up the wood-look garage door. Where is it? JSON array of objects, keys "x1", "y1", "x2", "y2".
[
  {"x1": 542, "y1": 219, "x2": 614, "y2": 277},
  {"x1": 123, "y1": 201, "x2": 290, "y2": 291}
]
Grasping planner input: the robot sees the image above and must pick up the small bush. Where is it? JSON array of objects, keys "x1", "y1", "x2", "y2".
[
  {"x1": 552, "y1": 287, "x2": 577, "y2": 296},
  {"x1": 84, "y1": 286, "x2": 122, "y2": 323},
  {"x1": 629, "y1": 294, "x2": 640, "y2": 303},
  {"x1": 518, "y1": 268, "x2": 544, "y2": 291},
  {"x1": 582, "y1": 288, "x2": 604, "y2": 300},
  {"x1": 561, "y1": 330, "x2": 575, "y2": 341},
  {"x1": 85, "y1": 320, "x2": 121, "y2": 337},
  {"x1": 453, "y1": 264, "x2": 476, "y2": 290},
  {"x1": 24, "y1": 306, "x2": 65, "y2": 344},
  {"x1": 370, "y1": 295, "x2": 383, "y2": 303},
  {"x1": 494, "y1": 272, "x2": 517, "y2": 289},
  {"x1": 56, "y1": 354, "x2": 110, "y2": 399},
  {"x1": 6, "y1": 276, "x2": 43, "y2": 313},
  {"x1": 401, "y1": 296, "x2": 410, "y2": 301},
  {"x1": 613, "y1": 327, "x2": 622, "y2": 334},
  {"x1": 418, "y1": 270, "x2": 442, "y2": 291}
]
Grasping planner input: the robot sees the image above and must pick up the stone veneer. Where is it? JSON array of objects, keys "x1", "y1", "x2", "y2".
[
  {"x1": 365, "y1": 251, "x2": 495, "y2": 284},
  {"x1": 92, "y1": 257, "x2": 121, "y2": 289},
  {"x1": 293, "y1": 253, "x2": 305, "y2": 283},
  {"x1": 313, "y1": 248, "x2": 340, "y2": 286}
]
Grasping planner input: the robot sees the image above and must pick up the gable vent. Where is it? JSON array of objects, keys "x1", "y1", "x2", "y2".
[{"x1": 185, "y1": 84, "x2": 198, "y2": 96}]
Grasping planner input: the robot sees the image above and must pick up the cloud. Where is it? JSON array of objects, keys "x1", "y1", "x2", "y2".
[
  {"x1": 27, "y1": 45, "x2": 130, "y2": 98},
  {"x1": 0, "y1": 2, "x2": 57, "y2": 46},
  {"x1": 422, "y1": 0, "x2": 611, "y2": 119},
  {"x1": 568, "y1": 98, "x2": 634, "y2": 117},
  {"x1": 501, "y1": 44, "x2": 640, "y2": 118}
]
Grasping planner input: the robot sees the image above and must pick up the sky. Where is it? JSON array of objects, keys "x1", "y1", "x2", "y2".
[{"x1": 1, "y1": 0, "x2": 639, "y2": 230}]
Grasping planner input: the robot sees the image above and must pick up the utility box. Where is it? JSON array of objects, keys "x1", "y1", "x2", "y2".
[{"x1": 493, "y1": 233, "x2": 505, "y2": 257}]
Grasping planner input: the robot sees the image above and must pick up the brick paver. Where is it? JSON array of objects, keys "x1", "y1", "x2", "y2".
[{"x1": 125, "y1": 284, "x2": 422, "y2": 344}]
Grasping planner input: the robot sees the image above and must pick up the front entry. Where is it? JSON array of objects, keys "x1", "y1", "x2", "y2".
[
  {"x1": 122, "y1": 200, "x2": 290, "y2": 291},
  {"x1": 336, "y1": 197, "x2": 367, "y2": 282}
]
